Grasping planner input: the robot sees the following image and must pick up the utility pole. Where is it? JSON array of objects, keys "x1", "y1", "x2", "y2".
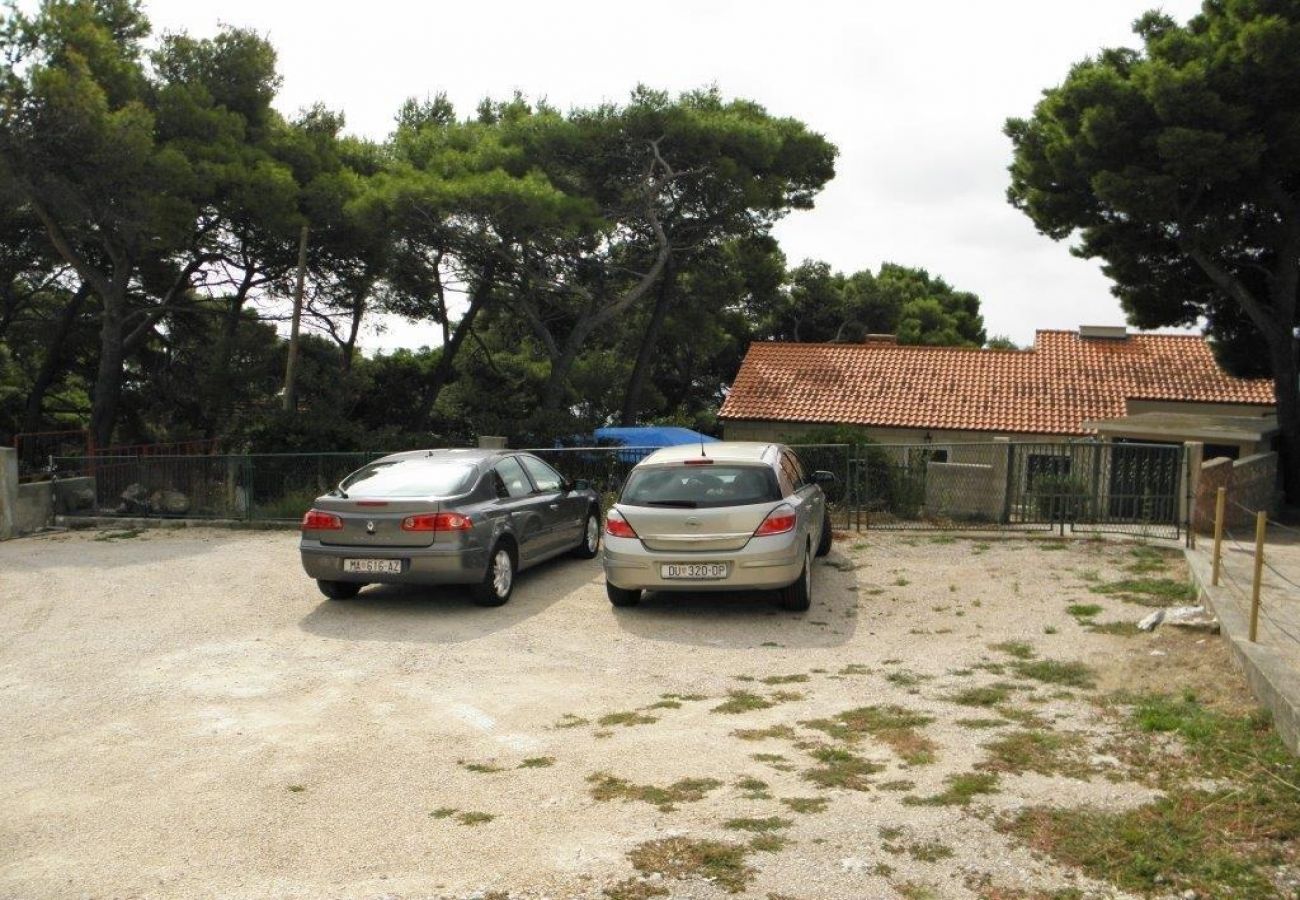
[{"x1": 282, "y1": 222, "x2": 309, "y2": 412}]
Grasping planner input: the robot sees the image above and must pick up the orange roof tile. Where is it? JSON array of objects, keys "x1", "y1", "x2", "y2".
[{"x1": 718, "y1": 330, "x2": 1275, "y2": 436}]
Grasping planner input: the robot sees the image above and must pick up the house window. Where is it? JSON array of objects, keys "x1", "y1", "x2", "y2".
[{"x1": 1202, "y1": 443, "x2": 1240, "y2": 462}]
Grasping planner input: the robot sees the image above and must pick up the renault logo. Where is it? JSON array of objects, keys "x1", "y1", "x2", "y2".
[
  {"x1": 365, "y1": 520, "x2": 376, "y2": 534},
  {"x1": 685, "y1": 517, "x2": 700, "y2": 527}
]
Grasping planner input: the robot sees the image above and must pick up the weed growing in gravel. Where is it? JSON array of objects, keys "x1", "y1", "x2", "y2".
[
  {"x1": 455, "y1": 811, "x2": 495, "y2": 826},
  {"x1": 904, "y1": 772, "x2": 1000, "y2": 807},
  {"x1": 723, "y1": 816, "x2": 792, "y2": 833},
  {"x1": 94, "y1": 528, "x2": 144, "y2": 541},
  {"x1": 988, "y1": 641, "x2": 1035, "y2": 659},
  {"x1": 760, "y1": 673, "x2": 810, "y2": 685},
  {"x1": 895, "y1": 881, "x2": 940, "y2": 900},
  {"x1": 1088, "y1": 621, "x2": 1142, "y2": 636},
  {"x1": 554, "y1": 713, "x2": 589, "y2": 729},
  {"x1": 711, "y1": 690, "x2": 775, "y2": 714},
  {"x1": 978, "y1": 730, "x2": 1094, "y2": 779},
  {"x1": 971, "y1": 542, "x2": 991, "y2": 554},
  {"x1": 430, "y1": 807, "x2": 457, "y2": 818},
  {"x1": 956, "y1": 717, "x2": 1009, "y2": 729},
  {"x1": 893, "y1": 577, "x2": 911, "y2": 586},
  {"x1": 731, "y1": 724, "x2": 796, "y2": 741},
  {"x1": 518, "y1": 757, "x2": 554, "y2": 769},
  {"x1": 802, "y1": 745, "x2": 883, "y2": 790},
  {"x1": 995, "y1": 706, "x2": 1051, "y2": 728},
  {"x1": 751, "y1": 752, "x2": 786, "y2": 764},
  {"x1": 644, "y1": 699, "x2": 681, "y2": 710},
  {"x1": 587, "y1": 772, "x2": 723, "y2": 811},
  {"x1": 1012, "y1": 659, "x2": 1096, "y2": 688},
  {"x1": 661, "y1": 692, "x2": 707, "y2": 702},
  {"x1": 458, "y1": 760, "x2": 506, "y2": 773},
  {"x1": 747, "y1": 833, "x2": 790, "y2": 853},
  {"x1": 1043, "y1": 624, "x2": 1059, "y2": 634},
  {"x1": 286, "y1": 784, "x2": 305, "y2": 792},
  {"x1": 1125, "y1": 545, "x2": 1171, "y2": 575},
  {"x1": 908, "y1": 840, "x2": 954, "y2": 862},
  {"x1": 1089, "y1": 577, "x2": 1195, "y2": 606},
  {"x1": 948, "y1": 685, "x2": 1013, "y2": 708},
  {"x1": 780, "y1": 796, "x2": 829, "y2": 813},
  {"x1": 1066, "y1": 603, "x2": 1102, "y2": 621},
  {"x1": 626, "y1": 836, "x2": 754, "y2": 894},
  {"x1": 804, "y1": 705, "x2": 937, "y2": 764},
  {"x1": 602, "y1": 878, "x2": 668, "y2": 900},
  {"x1": 735, "y1": 776, "x2": 771, "y2": 799},
  {"x1": 884, "y1": 669, "x2": 929, "y2": 687},
  {"x1": 877, "y1": 779, "x2": 916, "y2": 791},
  {"x1": 598, "y1": 711, "x2": 658, "y2": 727}
]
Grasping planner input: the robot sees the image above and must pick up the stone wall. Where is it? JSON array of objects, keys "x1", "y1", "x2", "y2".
[
  {"x1": 16, "y1": 482, "x2": 53, "y2": 534},
  {"x1": 1193, "y1": 451, "x2": 1279, "y2": 534}
]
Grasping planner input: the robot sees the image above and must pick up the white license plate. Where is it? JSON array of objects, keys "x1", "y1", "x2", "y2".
[
  {"x1": 343, "y1": 558, "x2": 403, "y2": 575},
  {"x1": 661, "y1": 563, "x2": 729, "y2": 580}
]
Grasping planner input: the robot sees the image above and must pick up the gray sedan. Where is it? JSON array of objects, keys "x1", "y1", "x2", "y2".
[
  {"x1": 299, "y1": 449, "x2": 602, "y2": 605},
  {"x1": 601, "y1": 442, "x2": 834, "y2": 611}
]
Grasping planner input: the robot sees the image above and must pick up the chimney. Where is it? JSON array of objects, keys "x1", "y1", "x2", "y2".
[
  {"x1": 1078, "y1": 325, "x2": 1128, "y2": 340},
  {"x1": 862, "y1": 333, "x2": 898, "y2": 344}
]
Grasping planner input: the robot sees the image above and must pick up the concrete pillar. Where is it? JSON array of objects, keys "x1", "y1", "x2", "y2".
[
  {"x1": 0, "y1": 447, "x2": 16, "y2": 540},
  {"x1": 1182, "y1": 441, "x2": 1204, "y2": 528},
  {"x1": 991, "y1": 437, "x2": 1011, "y2": 523}
]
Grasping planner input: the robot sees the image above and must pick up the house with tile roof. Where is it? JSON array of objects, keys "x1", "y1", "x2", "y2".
[{"x1": 719, "y1": 327, "x2": 1277, "y2": 461}]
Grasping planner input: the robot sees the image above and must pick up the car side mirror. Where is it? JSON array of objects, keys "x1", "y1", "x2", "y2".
[
  {"x1": 811, "y1": 470, "x2": 837, "y2": 484},
  {"x1": 568, "y1": 478, "x2": 591, "y2": 492}
]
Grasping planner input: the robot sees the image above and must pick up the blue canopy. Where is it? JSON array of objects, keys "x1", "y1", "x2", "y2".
[{"x1": 593, "y1": 426, "x2": 720, "y2": 448}]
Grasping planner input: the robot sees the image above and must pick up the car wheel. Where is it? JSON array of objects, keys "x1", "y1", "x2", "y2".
[
  {"x1": 571, "y1": 509, "x2": 601, "y2": 559},
  {"x1": 606, "y1": 582, "x2": 641, "y2": 607},
  {"x1": 778, "y1": 547, "x2": 812, "y2": 612},
  {"x1": 318, "y1": 579, "x2": 362, "y2": 600},
  {"x1": 815, "y1": 509, "x2": 833, "y2": 557},
  {"x1": 473, "y1": 543, "x2": 516, "y2": 607}
]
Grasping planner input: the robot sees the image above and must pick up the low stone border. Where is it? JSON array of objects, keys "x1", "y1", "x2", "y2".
[
  {"x1": 1185, "y1": 546, "x2": 1300, "y2": 753},
  {"x1": 55, "y1": 515, "x2": 297, "y2": 531}
]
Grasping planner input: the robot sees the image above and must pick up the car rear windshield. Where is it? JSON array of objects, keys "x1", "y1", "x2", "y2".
[
  {"x1": 620, "y1": 464, "x2": 781, "y2": 509},
  {"x1": 339, "y1": 460, "x2": 477, "y2": 498}
]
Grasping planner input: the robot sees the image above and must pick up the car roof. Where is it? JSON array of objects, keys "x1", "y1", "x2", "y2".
[
  {"x1": 638, "y1": 441, "x2": 779, "y2": 466},
  {"x1": 372, "y1": 448, "x2": 522, "y2": 466}
]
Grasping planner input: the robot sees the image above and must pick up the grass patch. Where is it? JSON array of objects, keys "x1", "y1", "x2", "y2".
[
  {"x1": 602, "y1": 879, "x2": 668, "y2": 900},
  {"x1": 554, "y1": 713, "x2": 588, "y2": 729},
  {"x1": 747, "y1": 833, "x2": 789, "y2": 853},
  {"x1": 598, "y1": 710, "x2": 658, "y2": 727},
  {"x1": 586, "y1": 772, "x2": 723, "y2": 811},
  {"x1": 661, "y1": 692, "x2": 707, "y2": 702},
  {"x1": 1066, "y1": 603, "x2": 1102, "y2": 620},
  {"x1": 979, "y1": 729, "x2": 1093, "y2": 779},
  {"x1": 94, "y1": 528, "x2": 145, "y2": 541},
  {"x1": 956, "y1": 717, "x2": 1009, "y2": 729},
  {"x1": 735, "y1": 776, "x2": 771, "y2": 799},
  {"x1": 722, "y1": 816, "x2": 792, "y2": 833},
  {"x1": 893, "y1": 577, "x2": 911, "y2": 586},
  {"x1": 780, "y1": 796, "x2": 828, "y2": 814},
  {"x1": 988, "y1": 640, "x2": 1035, "y2": 659},
  {"x1": 458, "y1": 760, "x2": 506, "y2": 773},
  {"x1": 903, "y1": 771, "x2": 1000, "y2": 807},
  {"x1": 430, "y1": 807, "x2": 457, "y2": 818},
  {"x1": 884, "y1": 669, "x2": 928, "y2": 687},
  {"x1": 286, "y1": 784, "x2": 305, "y2": 793},
  {"x1": 802, "y1": 745, "x2": 883, "y2": 790},
  {"x1": 518, "y1": 756, "x2": 555, "y2": 769},
  {"x1": 627, "y1": 837, "x2": 754, "y2": 894},
  {"x1": 1088, "y1": 621, "x2": 1142, "y2": 636},
  {"x1": 804, "y1": 705, "x2": 937, "y2": 764},
  {"x1": 1012, "y1": 659, "x2": 1096, "y2": 688},
  {"x1": 711, "y1": 691, "x2": 774, "y2": 714},
  {"x1": 907, "y1": 840, "x2": 954, "y2": 862},
  {"x1": 1125, "y1": 545, "x2": 1171, "y2": 575},
  {"x1": 1089, "y1": 577, "x2": 1196, "y2": 607},
  {"x1": 895, "y1": 882, "x2": 939, "y2": 900},
  {"x1": 455, "y1": 810, "x2": 495, "y2": 826},
  {"x1": 645, "y1": 699, "x2": 681, "y2": 710},
  {"x1": 948, "y1": 685, "x2": 1013, "y2": 708},
  {"x1": 759, "y1": 673, "x2": 809, "y2": 685},
  {"x1": 731, "y1": 724, "x2": 796, "y2": 741},
  {"x1": 1002, "y1": 693, "x2": 1300, "y2": 897}
]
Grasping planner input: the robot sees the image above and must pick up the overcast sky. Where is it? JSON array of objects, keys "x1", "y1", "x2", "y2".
[{"x1": 147, "y1": 0, "x2": 1205, "y2": 352}]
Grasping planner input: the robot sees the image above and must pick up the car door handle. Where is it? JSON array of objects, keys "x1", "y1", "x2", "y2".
[{"x1": 549, "y1": 503, "x2": 559, "y2": 510}]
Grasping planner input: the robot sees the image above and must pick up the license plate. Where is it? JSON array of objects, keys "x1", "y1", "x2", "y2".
[
  {"x1": 661, "y1": 563, "x2": 728, "y2": 580},
  {"x1": 343, "y1": 558, "x2": 403, "y2": 574}
]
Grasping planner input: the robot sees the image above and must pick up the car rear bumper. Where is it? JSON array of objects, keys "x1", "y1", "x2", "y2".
[
  {"x1": 602, "y1": 534, "x2": 804, "y2": 592},
  {"x1": 300, "y1": 539, "x2": 487, "y2": 585}
]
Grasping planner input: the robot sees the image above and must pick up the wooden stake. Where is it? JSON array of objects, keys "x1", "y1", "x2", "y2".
[
  {"x1": 1249, "y1": 510, "x2": 1266, "y2": 643},
  {"x1": 1211, "y1": 486, "x2": 1226, "y2": 586}
]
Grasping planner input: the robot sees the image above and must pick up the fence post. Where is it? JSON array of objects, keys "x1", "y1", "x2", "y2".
[
  {"x1": 1211, "y1": 486, "x2": 1226, "y2": 587},
  {"x1": 1249, "y1": 509, "x2": 1266, "y2": 643}
]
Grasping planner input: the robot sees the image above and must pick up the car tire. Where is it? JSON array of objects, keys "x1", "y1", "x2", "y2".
[
  {"x1": 778, "y1": 547, "x2": 812, "y2": 612},
  {"x1": 815, "y1": 509, "x2": 833, "y2": 557},
  {"x1": 571, "y1": 508, "x2": 601, "y2": 559},
  {"x1": 606, "y1": 582, "x2": 641, "y2": 607},
  {"x1": 473, "y1": 543, "x2": 516, "y2": 607},
  {"x1": 318, "y1": 579, "x2": 362, "y2": 600}
]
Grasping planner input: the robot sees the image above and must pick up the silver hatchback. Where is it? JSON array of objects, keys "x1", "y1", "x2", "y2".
[{"x1": 601, "y1": 442, "x2": 834, "y2": 611}]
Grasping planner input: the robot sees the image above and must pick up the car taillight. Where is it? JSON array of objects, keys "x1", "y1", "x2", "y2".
[
  {"x1": 754, "y1": 505, "x2": 797, "y2": 536},
  {"x1": 301, "y1": 509, "x2": 343, "y2": 531},
  {"x1": 605, "y1": 508, "x2": 638, "y2": 538},
  {"x1": 401, "y1": 512, "x2": 473, "y2": 532}
]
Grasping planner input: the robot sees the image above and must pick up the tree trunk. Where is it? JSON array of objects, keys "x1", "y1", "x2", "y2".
[
  {"x1": 619, "y1": 261, "x2": 676, "y2": 425},
  {"x1": 416, "y1": 260, "x2": 497, "y2": 422},
  {"x1": 282, "y1": 222, "x2": 309, "y2": 412},
  {"x1": 22, "y1": 282, "x2": 91, "y2": 433},
  {"x1": 89, "y1": 287, "x2": 126, "y2": 448},
  {"x1": 341, "y1": 289, "x2": 366, "y2": 374}
]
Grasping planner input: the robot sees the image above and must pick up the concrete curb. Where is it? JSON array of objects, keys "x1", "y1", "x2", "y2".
[
  {"x1": 1185, "y1": 546, "x2": 1300, "y2": 753},
  {"x1": 55, "y1": 515, "x2": 297, "y2": 531}
]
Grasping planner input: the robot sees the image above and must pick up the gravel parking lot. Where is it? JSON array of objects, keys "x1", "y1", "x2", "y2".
[{"x1": 2, "y1": 527, "x2": 1294, "y2": 900}]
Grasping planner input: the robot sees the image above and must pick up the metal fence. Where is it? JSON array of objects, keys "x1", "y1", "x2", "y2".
[{"x1": 46, "y1": 439, "x2": 1189, "y2": 539}]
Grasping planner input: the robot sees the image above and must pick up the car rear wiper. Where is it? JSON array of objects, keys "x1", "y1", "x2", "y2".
[{"x1": 643, "y1": 500, "x2": 698, "y2": 508}]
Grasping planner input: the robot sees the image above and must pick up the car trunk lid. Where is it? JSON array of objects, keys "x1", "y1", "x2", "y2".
[
  {"x1": 312, "y1": 497, "x2": 440, "y2": 548},
  {"x1": 617, "y1": 501, "x2": 775, "y2": 552}
]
